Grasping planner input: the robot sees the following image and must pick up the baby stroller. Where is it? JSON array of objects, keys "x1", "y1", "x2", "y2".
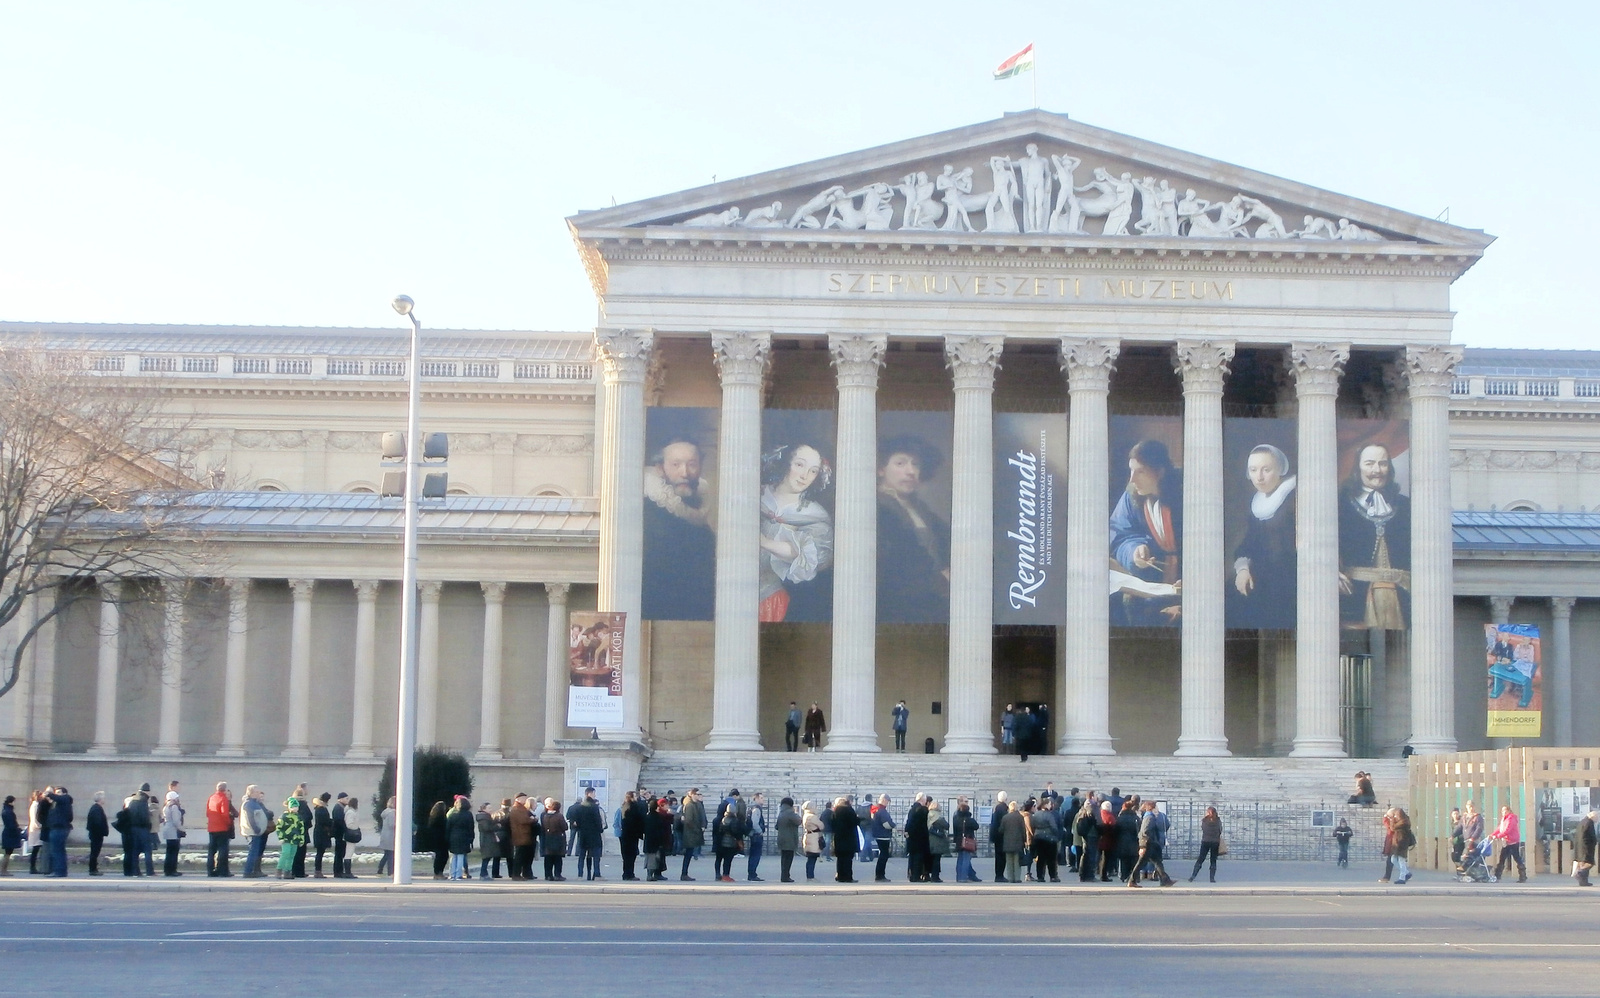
[{"x1": 1456, "y1": 838, "x2": 1494, "y2": 883}]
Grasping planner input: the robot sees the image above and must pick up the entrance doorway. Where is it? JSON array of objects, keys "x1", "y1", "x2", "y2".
[{"x1": 993, "y1": 628, "x2": 1056, "y2": 751}]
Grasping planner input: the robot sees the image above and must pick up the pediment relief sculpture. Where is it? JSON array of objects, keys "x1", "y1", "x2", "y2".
[{"x1": 667, "y1": 140, "x2": 1396, "y2": 242}]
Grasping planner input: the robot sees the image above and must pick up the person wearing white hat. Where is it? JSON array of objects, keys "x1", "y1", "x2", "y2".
[{"x1": 160, "y1": 791, "x2": 185, "y2": 876}]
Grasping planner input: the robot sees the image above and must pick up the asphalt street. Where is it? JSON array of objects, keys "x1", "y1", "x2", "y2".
[{"x1": 1, "y1": 872, "x2": 1596, "y2": 997}]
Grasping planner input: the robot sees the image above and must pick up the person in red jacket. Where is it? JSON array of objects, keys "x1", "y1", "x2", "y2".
[
  {"x1": 1490, "y1": 804, "x2": 1527, "y2": 883},
  {"x1": 205, "y1": 783, "x2": 236, "y2": 877}
]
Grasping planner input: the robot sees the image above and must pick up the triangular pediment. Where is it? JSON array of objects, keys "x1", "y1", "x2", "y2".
[{"x1": 570, "y1": 110, "x2": 1491, "y2": 249}]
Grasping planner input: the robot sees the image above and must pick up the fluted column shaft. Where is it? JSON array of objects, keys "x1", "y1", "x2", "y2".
[
  {"x1": 476, "y1": 582, "x2": 507, "y2": 759},
  {"x1": 707, "y1": 331, "x2": 771, "y2": 751},
  {"x1": 542, "y1": 582, "x2": 571, "y2": 756},
  {"x1": 283, "y1": 578, "x2": 315, "y2": 757},
  {"x1": 416, "y1": 580, "x2": 442, "y2": 745},
  {"x1": 216, "y1": 578, "x2": 250, "y2": 756},
  {"x1": 1290, "y1": 343, "x2": 1350, "y2": 758},
  {"x1": 91, "y1": 579, "x2": 122, "y2": 753},
  {"x1": 5, "y1": 594, "x2": 35, "y2": 747},
  {"x1": 1406, "y1": 345, "x2": 1463, "y2": 754},
  {"x1": 826, "y1": 332, "x2": 887, "y2": 752},
  {"x1": 943, "y1": 334, "x2": 1004, "y2": 753},
  {"x1": 1175, "y1": 341, "x2": 1234, "y2": 756},
  {"x1": 1551, "y1": 597, "x2": 1575, "y2": 746},
  {"x1": 153, "y1": 579, "x2": 187, "y2": 756},
  {"x1": 11, "y1": 592, "x2": 55, "y2": 749},
  {"x1": 595, "y1": 329, "x2": 653, "y2": 739},
  {"x1": 347, "y1": 580, "x2": 380, "y2": 758},
  {"x1": 1059, "y1": 338, "x2": 1119, "y2": 754}
]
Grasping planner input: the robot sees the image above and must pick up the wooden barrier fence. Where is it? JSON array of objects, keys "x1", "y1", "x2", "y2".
[{"x1": 1409, "y1": 748, "x2": 1600, "y2": 878}]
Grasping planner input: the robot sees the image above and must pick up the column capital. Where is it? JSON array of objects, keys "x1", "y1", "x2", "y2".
[
  {"x1": 1489, "y1": 595, "x2": 1515, "y2": 622},
  {"x1": 95, "y1": 574, "x2": 124, "y2": 596},
  {"x1": 288, "y1": 578, "x2": 315, "y2": 599},
  {"x1": 1173, "y1": 340, "x2": 1235, "y2": 395},
  {"x1": 1404, "y1": 344, "x2": 1465, "y2": 398},
  {"x1": 480, "y1": 581, "x2": 508, "y2": 605},
  {"x1": 544, "y1": 581, "x2": 571, "y2": 606},
  {"x1": 828, "y1": 332, "x2": 887, "y2": 389},
  {"x1": 1059, "y1": 337, "x2": 1120, "y2": 392},
  {"x1": 1551, "y1": 596, "x2": 1576, "y2": 619},
  {"x1": 160, "y1": 576, "x2": 190, "y2": 599},
  {"x1": 223, "y1": 577, "x2": 253, "y2": 597},
  {"x1": 352, "y1": 579, "x2": 381, "y2": 600},
  {"x1": 944, "y1": 334, "x2": 1005, "y2": 391},
  {"x1": 1289, "y1": 342, "x2": 1351, "y2": 396},
  {"x1": 711, "y1": 331, "x2": 772, "y2": 386},
  {"x1": 594, "y1": 328, "x2": 655, "y2": 384},
  {"x1": 418, "y1": 580, "x2": 443, "y2": 602}
]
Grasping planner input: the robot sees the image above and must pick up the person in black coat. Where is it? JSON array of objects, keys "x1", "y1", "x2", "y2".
[
  {"x1": 1075, "y1": 801, "x2": 1100, "y2": 883},
  {"x1": 311, "y1": 793, "x2": 333, "y2": 878},
  {"x1": 618, "y1": 791, "x2": 646, "y2": 881},
  {"x1": 990, "y1": 792, "x2": 1010, "y2": 883},
  {"x1": 830, "y1": 798, "x2": 860, "y2": 883},
  {"x1": 426, "y1": 800, "x2": 449, "y2": 879},
  {"x1": 642, "y1": 797, "x2": 673, "y2": 881},
  {"x1": 904, "y1": 795, "x2": 930, "y2": 882},
  {"x1": 875, "y1": 436, "x2": 952, "y2": 624},
  {"x1": 1115, "y1": 802, "x2": 1141, "y2": 882},
  {"x1": 86, "y1": 792, "x2": 110, "y2": 876},
  {"x1": 1014, "y1": 708, "x2": 1036, "y2": 762},
  {"x1": 329, "y1": 794, "x2": 349, "y2": 879}
]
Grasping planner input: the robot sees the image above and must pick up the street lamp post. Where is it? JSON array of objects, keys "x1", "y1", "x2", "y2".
[{"x1": 391, "y1": 293, "x2": 422, "y2": 885}]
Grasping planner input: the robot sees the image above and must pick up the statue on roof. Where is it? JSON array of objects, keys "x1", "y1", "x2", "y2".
[{"x1": 1017, "y1": 144, "x2": 1053, "y2": 233}]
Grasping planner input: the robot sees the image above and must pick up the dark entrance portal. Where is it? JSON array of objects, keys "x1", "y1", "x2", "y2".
[{"x1": 994, "y1": 627, "x2": 1055, "y2": 753}]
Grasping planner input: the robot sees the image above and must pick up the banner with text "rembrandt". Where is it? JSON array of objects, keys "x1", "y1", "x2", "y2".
[
  {"x1": 1486, "y1": 622, "x2": 1541, "y2": 737},
  {"x1": 567, "y1": 611, "x2": 626, "y2": 728},
  {"x1": 993, "y1": 412, "x2": 1066, "y2": 624}
]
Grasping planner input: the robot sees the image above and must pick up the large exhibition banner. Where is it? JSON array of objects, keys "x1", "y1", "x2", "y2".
[
  {"x1": 642, "y1": 407, "x2": 719, "y2": 621},
  {"x1": 1486, "y1": 622, "x2": 1542, "y2": 737},
  {"x1": 1336, "y1": 419, "x2": 1411, "y2": 632},
  {"x1": 567, "y1": 611, "x2": 626, "y2": 727},
  {"x1": 1108, "y1": 415, "x2": 1183, "y2": 627},
  {"x1": 877, "y1": 411, "x2": 954, "y2": 624},
  {"x1": 993, "y1": 412, "x2": 1067, "y2": 624},
  {"x1": 759, "y1": 409, "x2": 837, "y2": 622},
  {"x1": 1223, "y1": 417, "x2": 1298, "y2": 630}
]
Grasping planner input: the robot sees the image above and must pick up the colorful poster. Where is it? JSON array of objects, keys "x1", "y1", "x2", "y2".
[
  {"x1": 1336, "y1": 419, "x2": 1411, "y2": 632},
  {"x1": 567, "y1": 611, "x2": 626, "y2": 727},
  {"x1": 642, "y1": 407, "x2": 718, "y2": 620},
  {"x1": 1108, "y1": 415, "x2": 1183, "y2": 627},
  {"x1": 993, "y1": 412, "x2": 1067, "y2": 624},
  {"x1": 877, "y1": 411, "x2": 954, "y2": 624},
  {"x1": 1223, "y1": 417, "x2": 1298, "y2": 630},
  {"x1": 759, "y1": 409, "x2": 837, "y2": 622},
  {"x1": 1486, "y1": 622, "x2": 1542, "y2": 737}
]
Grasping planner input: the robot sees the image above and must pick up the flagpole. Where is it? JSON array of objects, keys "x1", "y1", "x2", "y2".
[{"x1": 1032, "y1": 45, "x2": 1038, "y2": 109}]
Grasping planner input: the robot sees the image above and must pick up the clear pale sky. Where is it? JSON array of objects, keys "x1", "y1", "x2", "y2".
[{"x1": 2, "y1": 2, "x2": 1593, "y2": 348}]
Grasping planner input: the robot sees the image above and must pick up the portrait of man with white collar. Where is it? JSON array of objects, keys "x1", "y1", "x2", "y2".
[
  {"x1": 642, "y1": 412, "x2": 718, "y2": 620},
  {"x1": 1338, "y1": 438, "x2": 1412, "y2": 630}
]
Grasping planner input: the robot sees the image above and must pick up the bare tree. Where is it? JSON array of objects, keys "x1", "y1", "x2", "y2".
[{"x1": 0, "y1": 338, "x2": 219, "y2": 700}]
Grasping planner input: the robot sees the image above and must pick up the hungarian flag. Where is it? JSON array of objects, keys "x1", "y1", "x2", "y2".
[{"x1": 994, "y1": 44, "x2": 1034, "y2": 80}]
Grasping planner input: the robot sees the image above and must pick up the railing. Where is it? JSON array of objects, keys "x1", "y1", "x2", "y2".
[{"x1": 50, "y1": 351, "x2": 593, "y2": 383}]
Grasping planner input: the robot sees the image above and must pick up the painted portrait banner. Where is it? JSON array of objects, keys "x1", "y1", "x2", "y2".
[
  {"x1": 567, "y1": 611, "x2": 626, "y2": 727},
  {"x1": 759, "y1": 409, "x2": 837, "y2": 623},
  {"x1": 877, "y1": 411, "x2": 955, "y2": 624},
  {"x1": 1486, "y1": 622, "x2": 1542, "y2": 737},
  {"x1": 642, "y1": 407, "x2": 719, "y2": 621},
  {"x1": 993, "y1": 412, "x2": 1067, "y2": 624},
  {"x1": 1223, "y1": 417, "x2": 1298, "y2": 630},
  {"x1": 1108, "y1": 415, "x2": 1184, "y2": 628},
  {"x1": 1336, "y1": 419, "x2": 1411, "y2": 632}
]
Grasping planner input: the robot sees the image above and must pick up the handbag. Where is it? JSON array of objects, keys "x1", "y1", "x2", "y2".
[
  {"x1": 345, "y1": 828, "x2": 363, "y2": 844},
  {"x1": 1217, "y1": 838, "x2": 1228, "y2": 857},
  {"x1": 960, "y1": 835, "x2": 978, "y2": 853}
]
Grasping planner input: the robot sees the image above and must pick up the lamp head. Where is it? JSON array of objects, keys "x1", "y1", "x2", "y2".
[{"x1": 391, "y1": 295, "x2": 415, "y2": 316}]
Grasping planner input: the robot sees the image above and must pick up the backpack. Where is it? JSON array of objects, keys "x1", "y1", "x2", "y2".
[{"x1": 111, "y1": 809, "x2": 128, "y2": 835}]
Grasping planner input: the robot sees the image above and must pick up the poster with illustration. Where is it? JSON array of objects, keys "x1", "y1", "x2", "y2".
[
  {"x1": 993, "y1": 412, "x2": 1067, "y2": 624},
  {"x1": 1108, "y1": 415, "x2": 1184, "y2": 628},
  {"x1": 567, "y1": 611, "x2": 626, "y2": 727},
  {"x1": 642, "y1": 407, "x2": 719, "y2": 620},
  {"x1": 1223, "y1": 417, "x2": 1298, "y2": 630},
  {"x1": 1485, "y1": 622, "x2": 1542, "y2": 737},
  {"x1": 759, "y1": 409, "x2": 837, "y2": 623},
  {"x1": 1336, "y1": 419, "x2": 1411, "y2": 632},
  {"x1": 877, "y1": 411, "x2": 954, "y2": 624}
]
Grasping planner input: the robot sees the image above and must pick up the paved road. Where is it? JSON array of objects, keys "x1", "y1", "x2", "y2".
[{"x1": 1, "y1": 879, "x2": 1596, "y2": 996}]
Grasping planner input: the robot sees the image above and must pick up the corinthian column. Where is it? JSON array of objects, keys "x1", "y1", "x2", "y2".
[
  {"x1": 347, "y1": 579, "x2": 380, "y2": 758},
  {"x1": 1406, "y1": 344, "x2": 1463, "y2": 754},
  {"x1": 283, "y1": 578, "x2": 315, "y2": 757},
  {"x1": 706, "y1": 331, "x2": 771, "y2": 751},
  {"x1": 91, "y1": 579, "x2": 123, "y2": 754},
  {"x1": 595, "y1": 328, "x2": 654, "y2": 740},
  {"x1": 1059, "y1": 338, "x2": 1120, "y2": 755},
  {"x1": 542, "y1": 582, "x2": 571, "y2": 756},
  {"x1": 416, "y1": 580, "x2": 443, "y2": 745},
  {"x1": 1550, "y1": 597, "x2": 1575, "y2": 746},
  {"x1": 1174, "y1": 341, "x2": 1234, "y2": 756},
  {"x1": 1289, "y1": 343, "x2": 1349, "y2": 758},
  {"x1": 217, "y1": 578, "x2": 251, "y2": 757},
  {"x1": 826, "y1": 332, "x2": 887, "y2": 752},
  {"x1": 943, "y1": 334, "x2": 1004, "y2": 754},
  {"x1": 476, "y1": 581, "x2": 507, "y2": 760},
  {"x1": 152, "y1": 578, "x2": 188, "y2": 756}
]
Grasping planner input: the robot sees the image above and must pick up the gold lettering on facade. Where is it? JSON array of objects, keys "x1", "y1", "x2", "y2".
[{"x1": 824, "y1": 273, "x2": 1238, "y2": 302}]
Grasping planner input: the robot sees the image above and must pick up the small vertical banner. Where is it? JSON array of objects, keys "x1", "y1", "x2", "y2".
[
  {"x1": 1485, "y1": 622, "x2": 1541, "y2": 737},
  {"x1": 993, "y1": 412, "x2": 1066, "y2": 623},
  {"x1": 567, "y1": 610, "x2": 626, "y2": 728}
]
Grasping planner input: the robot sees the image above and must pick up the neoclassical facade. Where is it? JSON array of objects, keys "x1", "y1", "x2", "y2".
[{"x1": 3, "y1": 115, "x2": 1598, "y2": 805}]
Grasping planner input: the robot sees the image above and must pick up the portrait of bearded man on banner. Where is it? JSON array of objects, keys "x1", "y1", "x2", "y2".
[
  {"x1": 1338, "y1": 441, "x2": 1411, "y2": 630},
  {"x1": 642, "y1": 428, "x2": 717, "y2": 620}
]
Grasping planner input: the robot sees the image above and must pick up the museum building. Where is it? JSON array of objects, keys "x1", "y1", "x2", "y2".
[{"x1": 2, "y1": 113, "x2": 1596, "y2": 806}]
